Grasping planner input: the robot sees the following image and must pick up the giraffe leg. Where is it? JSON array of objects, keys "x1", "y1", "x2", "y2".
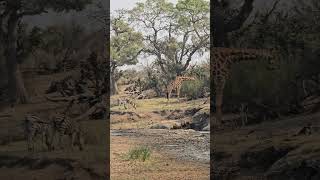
[
  {"x1": 27, "y1": 131, "x2": 35, "y2": 152},
  {"x1": 215, "y1": 93, "x2": 223, "y2": 125},
  {"x1": 177, "y1": 86, "x2": 181, "y2": 101},
  {"x1": 167, "y1": 88, "x2": 172, "y2": 101}
]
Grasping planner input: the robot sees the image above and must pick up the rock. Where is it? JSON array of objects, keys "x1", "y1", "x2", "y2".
[
  {"x1": 239, "y1": 145, "x2": 294, "y2": 171},
  {"x1": 266, "y1": 159, "x2": 320, "y2": 180},
  {"x1": 190, "y1": 107, "x2": 209, "y2": 131},
  {"x1": 173, "y1": 118, "x2": 192, "y2": 129},
  {"x1": 150, "y1": 124, "x2": 170, "y2": 129},
  {"x1": 184, "y1": 108, "x2": 202, "y2": 116},
  {"x1": 167, "y1": 110, "x2": 184, "y2": 120},
  {"x1": 140, "y1": 89, "x2": 157, "y2": 99},
  {"x1": 202, "y1": 124, "x2": 210, "y2": 131}
]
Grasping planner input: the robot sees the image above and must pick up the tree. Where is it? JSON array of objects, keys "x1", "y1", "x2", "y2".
[
  {"x1": 36, "y1": 22, "x2": 86, "y2": 72},
  {"x1": 128, "y1": 0, "x2": 209, "y2": 80},
  {"x1": 212, "y1": 0, "x2": 255, "y2": 47},
  {"x1": 110, "y1": 11, "x2": 144, "y2": 95},
  {"x1": 0, "y1": 0, "x2": 92, "y2": 104}
]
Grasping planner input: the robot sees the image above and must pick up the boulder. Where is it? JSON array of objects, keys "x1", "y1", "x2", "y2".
[
  {"x1": 150, "y1": 124, "x2": 170, "y2": 129},
  {"x1": 202, "y1": 124, "x2": 210, "y2": 131},
  {"x1": 140, "y1": 89, "x2": 157, "y2": 99},
  {"x1": 167, "y1": 110, "x2": 184, "y2": 120},
  {"x1": 266, "y1": 158, "x2": 320, "y2": 180},
  {"x1": 190, "y1": 107, "x2": 209, "y2": 131}
]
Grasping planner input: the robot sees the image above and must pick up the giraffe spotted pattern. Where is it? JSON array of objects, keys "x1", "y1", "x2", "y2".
[
  {"x1": 166, "y1": 76, "x2": 196, "y2": 100},
  {"x1": 211, "y1": 47, "x2": 278, "y2": 126}
]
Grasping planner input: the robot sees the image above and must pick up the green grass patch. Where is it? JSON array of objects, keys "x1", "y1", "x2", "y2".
[{"x1": 125, "y1": 146, "x2": 152, "y2": 162}]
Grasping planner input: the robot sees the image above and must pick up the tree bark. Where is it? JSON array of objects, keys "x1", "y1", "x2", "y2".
[
  {"x1": 6, "y1": 16, "x2": 29, "y2": 104},
  {"x1": 110, "y1": 74, "x2": 118, "y2": 95}
]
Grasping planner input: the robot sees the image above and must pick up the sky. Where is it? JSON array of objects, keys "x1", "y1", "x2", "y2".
[{"x1": 111, "y1": 0, "x2": 178, "y2": 12}]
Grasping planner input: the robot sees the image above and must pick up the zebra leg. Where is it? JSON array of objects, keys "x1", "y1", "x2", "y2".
[
  {"x1": 59, "y1": 133, "x2": 64, "y2": 150},
  {"x1": 71, "y1": 133, "x2": 76, "y2": 151},
  {"x1": 28, "y1": 131, "x2": 36, "y2": 152},
  {"x1": 45, "y1": 131, "x2": 54, "y2": 151},
  {"x1": 77, "y1": 132, "x2": 84, "y2": 151},
  {"x1": 41, "y1": 132, "x2": 46, "y2": 151},
  {"x1": 27, "y1": 134, "x2": 33, "y2": 152}
]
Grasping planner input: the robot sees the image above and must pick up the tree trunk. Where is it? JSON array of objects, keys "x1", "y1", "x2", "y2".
[
  {"x1": 212, "y1": 2, "x2": 227, "y2": 47},
  {"x1": 6, "y1": 17, "x2": 29, "y2": 104},
  {"x1": 110, "y1": 75, "x2": 118, "y2": 95},
  {"x1": 6, "y1": 53, "x2": 29, "y2": 104}
]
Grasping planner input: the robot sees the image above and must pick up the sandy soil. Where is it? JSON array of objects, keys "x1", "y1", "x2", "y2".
[{"x1": 110, "y1": 87, "x2": 210, "y2": 179}]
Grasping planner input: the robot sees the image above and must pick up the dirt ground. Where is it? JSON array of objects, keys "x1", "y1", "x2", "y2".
[
  {"x1": 110, "y1": 85, "x2": 210, "y2": 179},
  {"x1": 111, "y1": 135, "x2": 209, "y2": 180}
]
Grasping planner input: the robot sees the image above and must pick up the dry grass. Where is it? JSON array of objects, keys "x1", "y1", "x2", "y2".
[
  {"x1": 111, "y1": 136, "x2": 209, "y2": 180},
  {"x1": 111, "y1": 97, "x2": 208, "y2": 113}
]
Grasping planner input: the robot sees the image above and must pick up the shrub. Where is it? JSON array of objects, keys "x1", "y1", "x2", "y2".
[
  {"x1": 126, "y1": 146, "x2": 151, "y2": 162},
  {"x1": 181, "y1": 80, "x2": 205, "y2": 99}
]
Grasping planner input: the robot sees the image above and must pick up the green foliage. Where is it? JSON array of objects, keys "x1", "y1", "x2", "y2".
[
  {"x1": 39, "y1": 23, "x2": 85, "y2": 55},
  {"x1": 125, "y1": 146, "x2": 151, "y2": 162},
  {"x1": 181, "y1": 64, "x2": 209, "y2": 99},
  {"x1": 127, "y1": 0, "x2": 209, "y2": 76},
  {"x1": 16, "y1": 23, "x2": 42, "y2": 63},
  {"x1": 111, "y1": 14, "x2": 144, "y2": 68},
  {"x1": 181, "y1": 80, "x2": 204, "y2": 99}
]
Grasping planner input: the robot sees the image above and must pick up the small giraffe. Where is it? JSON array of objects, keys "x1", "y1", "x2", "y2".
[
  {"x1": 166, "y1": 75, "x2": 196, "y2": 100},
  {"x1": 211, "y1": 47, "x2": 278, "y2": 126}
]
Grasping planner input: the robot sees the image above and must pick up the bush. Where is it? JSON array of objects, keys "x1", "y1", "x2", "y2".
[
  {"x1": 125, "y1": 146, "x2": 152, "y2": 162},
  {"x1": 180, "y1": 64, "x2": 210, "y2": 99},
  {"x1": 181, "y1": 80, "x2": 205, "y2": 99}
]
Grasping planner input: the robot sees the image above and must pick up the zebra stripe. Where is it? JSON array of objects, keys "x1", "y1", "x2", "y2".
[
  {"x1": 52, "y1": 114, "x2": 84, "y2": 151},
  {"x1": 24, "y1": 114, "x2": 54, "y2": 152}
]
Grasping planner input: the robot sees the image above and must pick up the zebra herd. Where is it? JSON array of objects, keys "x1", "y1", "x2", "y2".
[{"x1": 24, "y1": 113, "x2": 84, "y2": 152}]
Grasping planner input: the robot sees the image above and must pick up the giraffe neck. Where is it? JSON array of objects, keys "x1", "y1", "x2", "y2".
[{"x1": 213, "y1": 47, "x2": 274, "y2": 64}]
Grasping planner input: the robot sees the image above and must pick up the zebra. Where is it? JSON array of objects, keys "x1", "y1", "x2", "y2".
[
  {"x1": 117, "y1": 98, "x2": 137, "y2": 110},
  {"x1": 24, "y1": 114, "x2": 54, "y2": 152},
  {"x1": 51, "y1": 113, "x2": 84, "y2": 151}
]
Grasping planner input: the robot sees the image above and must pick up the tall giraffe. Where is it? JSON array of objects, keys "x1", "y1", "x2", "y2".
[
  {"x1": 211, "y1": 47, "x2": 278, "y2": 126},
  {"x1": 166, "y1": 76, "x2": 196, "y2": 100}
]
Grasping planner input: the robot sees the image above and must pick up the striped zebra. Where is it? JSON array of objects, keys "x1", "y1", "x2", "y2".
[
  {"x1": 117, "y1": 98, "x2": 137, "y2": 110},
  {"x1": 24, "y1": 114, "x2": 54, "y2": 152},
  {"x1": 51, "y1": 113, "x2": 84, "y2": 151}
]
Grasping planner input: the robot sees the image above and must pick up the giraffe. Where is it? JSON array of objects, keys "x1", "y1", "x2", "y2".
[
  {"x1": 166, "y1": 75, "x2": 196, "y2": 100},
  {"x1": 211, "y1": 47, "x2": 278, "y2": 126}
]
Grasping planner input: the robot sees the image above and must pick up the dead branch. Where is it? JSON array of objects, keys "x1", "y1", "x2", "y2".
[{"x1": 73, "y1": 101, "x2": 105, "y2": 121}]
